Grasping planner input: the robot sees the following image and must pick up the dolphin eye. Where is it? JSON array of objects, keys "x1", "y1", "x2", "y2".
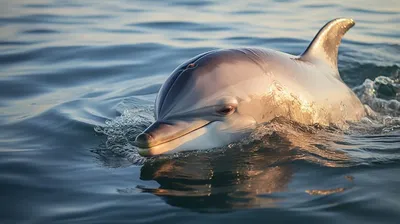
[
  {"x1": 216, "y1": 105, "x2": 235, "y2": 116},
  {"x1": 187, "y1": 63, "x2": 196, "y2": 69}
]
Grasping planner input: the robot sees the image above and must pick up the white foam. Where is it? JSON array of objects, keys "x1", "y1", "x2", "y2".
[
  {"x1": 353, "y1": 75, "x2": 400, "y2": 117},
  {"x1": 94, "y1": 103, "x2": 154, "y2": 164}
]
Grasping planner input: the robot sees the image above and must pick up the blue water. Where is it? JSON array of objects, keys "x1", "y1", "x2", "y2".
[{"x1": 1, "y1": 0, "x2": 399, "y2": 223}]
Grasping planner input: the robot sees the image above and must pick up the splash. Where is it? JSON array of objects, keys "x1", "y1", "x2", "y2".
[
  {"x1": 353, "y1": 75, "x2": 400, "y2": 116},
  {"x1": 93, "y1": 102, "x2": 154, "y2": 166},
  {"x1": 351, "y1": 73, "x2": 400, "y2": 133}
]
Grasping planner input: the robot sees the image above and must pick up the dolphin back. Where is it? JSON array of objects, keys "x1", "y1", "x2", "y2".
[{"x1": 300, "y1": 18, "x2": 355, "y2": 72}]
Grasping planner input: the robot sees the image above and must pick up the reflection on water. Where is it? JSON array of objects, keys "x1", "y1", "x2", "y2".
[
  {"x1": 104, "y1": 117, "x2": 362, "y2": 211},
  {"x1": 138, "y1": 152, "x2": 293, "y2": 210}
]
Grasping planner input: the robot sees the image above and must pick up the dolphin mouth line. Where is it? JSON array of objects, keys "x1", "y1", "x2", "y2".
[{"x1": 135, "y1": 121, "x2": 212, "y2": 149}]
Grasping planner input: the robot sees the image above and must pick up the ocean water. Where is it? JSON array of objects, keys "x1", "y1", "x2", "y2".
[{"x1": 1, "y1": 0, "x2": 399, "y2": 223}]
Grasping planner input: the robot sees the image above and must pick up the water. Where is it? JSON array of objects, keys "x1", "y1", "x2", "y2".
[{"x1": 1, "y1": 0, "x2": 399, "y2": 223}]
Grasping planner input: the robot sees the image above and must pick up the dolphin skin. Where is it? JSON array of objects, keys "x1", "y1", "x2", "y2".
[{"x1": 134, "y1": 18, "x2": 366, "y2": 157}]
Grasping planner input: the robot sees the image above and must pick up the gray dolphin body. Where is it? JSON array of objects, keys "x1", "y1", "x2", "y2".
[{"x1": 134, "y1": 18, "x2": 366, "y2": 156}]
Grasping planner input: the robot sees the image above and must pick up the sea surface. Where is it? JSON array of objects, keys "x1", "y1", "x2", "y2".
[{"x1": 1, "y1": 0, "x2": 399, "y2": 223}]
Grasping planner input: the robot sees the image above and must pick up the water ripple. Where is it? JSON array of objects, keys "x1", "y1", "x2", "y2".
[{"x1": 132, "y1": 21, "x2": 231, "y2": 32}]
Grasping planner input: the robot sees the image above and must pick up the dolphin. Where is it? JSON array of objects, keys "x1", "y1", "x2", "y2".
[{"x1": 134, "y1": 18, "x2": 366, "y2": 157}]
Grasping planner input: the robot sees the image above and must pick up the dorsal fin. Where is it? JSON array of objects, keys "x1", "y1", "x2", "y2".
[{"x1": 300, "y1": 18, "x2": 355, "y2": 69}]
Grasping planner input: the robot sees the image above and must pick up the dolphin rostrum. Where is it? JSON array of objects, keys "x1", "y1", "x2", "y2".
[{"x1": 134, "y1": 18, "x2": 366, "y2": 157}]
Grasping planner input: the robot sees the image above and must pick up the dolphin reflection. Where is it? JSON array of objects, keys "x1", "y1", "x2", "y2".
[
  {"x1": 131, "y1": 120, "x2": 351, "y2": 211},
  {"x1": 138, "y1": 146, "x2": 294, "y2": 210}
]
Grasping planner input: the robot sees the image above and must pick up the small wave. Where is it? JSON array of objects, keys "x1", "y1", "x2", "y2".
[
  {"x1": 0, "y1": 41, "x2": 38, "y2": 46},
  {"x1": 302, "y1": 3, "x2": 338, "y2": 9},
  {"x1": 345, "y1": 7, "x2": 399, "y2": 15},
  {"x1": 23, "y1": 3, "x2": 83, "y2": 8},
  {"x1": 0, "y1": 14, "x2": 93, "y2": 25},
  {"x1": 23, "y1": 29, "x2": 59, "y2": 34},
  {"x1": 132, "y1": 21, "x2": 230, "y2": 32}
]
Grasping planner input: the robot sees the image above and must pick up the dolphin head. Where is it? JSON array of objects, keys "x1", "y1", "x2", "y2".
[{"x1": 134, "y1": 49, "x2": 272, "y2": 156}]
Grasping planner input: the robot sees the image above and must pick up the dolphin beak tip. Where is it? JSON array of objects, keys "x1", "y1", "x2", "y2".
[
  {"x1": 133, "y1": 134, "x2": 153, "y2": 157},
  {"x1": 134, "y1": 133, "x2": 154, "y2": 148},
  {"x1": 137, "y1": 148, "x2": 152, "y2": 157}
]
